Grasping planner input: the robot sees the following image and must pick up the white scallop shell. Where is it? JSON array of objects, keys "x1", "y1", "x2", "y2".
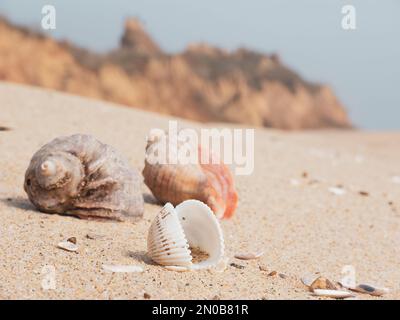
[{"x1": 147, "y1": 200, "x2": 224, "y2": 271}]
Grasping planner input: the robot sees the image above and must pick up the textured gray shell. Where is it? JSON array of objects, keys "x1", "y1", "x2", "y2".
[{"x1": 24, "y1": 134, "x2": 144, "y2": 221}]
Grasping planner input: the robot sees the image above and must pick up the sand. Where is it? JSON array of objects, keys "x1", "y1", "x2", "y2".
[{"x1": 0, "y1": 82, "x2": 399, "y2": 300}]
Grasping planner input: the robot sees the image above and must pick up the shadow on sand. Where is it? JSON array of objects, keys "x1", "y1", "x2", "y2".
[
  {"x1": 143, "y1": 192, "x2": 159, "y2": 205},
  {"x1": 126, "y1": 250, "x2": 157, "y2": 266},
  {"x1": 0, "y1": 196, "x2": 37, "y2": 212}
]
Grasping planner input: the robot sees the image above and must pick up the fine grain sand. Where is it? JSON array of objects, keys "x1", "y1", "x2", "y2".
[{"x1": 0, "y1": 82, "x2": 399, "y2": 300}]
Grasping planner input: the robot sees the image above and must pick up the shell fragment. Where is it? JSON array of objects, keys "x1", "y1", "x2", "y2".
[
  {"x1": 350, "y1": 284, "x2": 389, "y2": 296},
  {"x1": 328, "y1": 187, "x2": 346, "y2": 196},
  {"x1": 310, "y1": 277, "x2": 337, "y2": 291},
  {"x1": 234, "y1": 251, "x2": 264, "y2": 260},
  {"x1": 311, "y1": 289, "x2": 355, "y2": 299},
  {"x1": 57, "y1": 240, "x2": 79, "y2": 252}
]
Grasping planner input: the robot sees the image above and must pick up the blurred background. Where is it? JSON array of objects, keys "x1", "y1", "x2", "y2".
[{"x1": 0, "y1": 0, "x2": 399, "y2": 130}]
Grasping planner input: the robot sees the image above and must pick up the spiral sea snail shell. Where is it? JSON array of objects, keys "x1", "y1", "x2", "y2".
[{"x1": 24, "y1": 134, "x2": 144, "y2": 221}]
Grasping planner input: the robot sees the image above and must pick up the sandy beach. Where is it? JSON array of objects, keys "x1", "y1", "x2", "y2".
[{"x1": 0, "y1": 82, "x2": 399, "y2": 299}]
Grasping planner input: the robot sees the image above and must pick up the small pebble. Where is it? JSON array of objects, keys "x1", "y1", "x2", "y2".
[
  {"x1": 67, "y1": 237, "x2": 77, "y2": 244},
  {"x1": 230, "y1": 263, "x2": 245, "y2": 270},
  {"x1": 259, "y1": 265, "x2": 268, "y2": 272},
  {"x1": 143, "y1": 292, "x2": 151, "y2": 299},
  {"x1": 268, "y1": 271, "x2": 277, "y2": 276}
]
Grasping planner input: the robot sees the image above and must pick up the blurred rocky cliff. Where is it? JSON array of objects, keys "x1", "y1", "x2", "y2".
[{"x1": 0, "y1": 17, "x2": 351, "y2": 129}]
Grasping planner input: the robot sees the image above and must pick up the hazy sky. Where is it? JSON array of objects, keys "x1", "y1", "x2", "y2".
[{"x1": 0, "y1": 0, "x2": 399, "y2": 129}]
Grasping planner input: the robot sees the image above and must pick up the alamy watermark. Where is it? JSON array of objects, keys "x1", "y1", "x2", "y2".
[
  {"x1": 341, "y1": 5, "x2": 356, "y2": 30},
  {"x1": 41, "y1": 5, "x2": 56, "y2": 30},
  {"x1": 340, "y1": 265, "x2": 356, "y2": 288},
  {"x1": 40, "y1": 4, "x2": 357, "y2": 32},
  {"x1": 147, "y1": 121, "x2": 254, "y2": 176},
  {"x1": 41, "y1": 265, "x2": 56, "y2": 290}
]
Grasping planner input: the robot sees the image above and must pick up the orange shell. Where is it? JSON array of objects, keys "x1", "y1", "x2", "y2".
[{"x1": 143, "y1": 133, "x2": 238, "y2": 219}]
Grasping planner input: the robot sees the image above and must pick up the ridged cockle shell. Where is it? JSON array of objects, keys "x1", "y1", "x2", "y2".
[
  {"x1": 142, "y1": 129, "x2": 238, "y2": 219},
  {"x1": 24, "y1": 134, "x2": 144, "y2": 221},
  {"x1": 147, "y1": 200, "x2": 225, "y2": 270}
]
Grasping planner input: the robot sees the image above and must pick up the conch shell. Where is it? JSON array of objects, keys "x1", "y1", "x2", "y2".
[
  {"x1": 24, "y1": 134, "x2": 144, "y2": 221},
  {"x1": 147, "y1": 200, "x2": 224, "y2": 270},
  {"x1": 142, "y1": 129, "x2": 238, "y2": 219}
]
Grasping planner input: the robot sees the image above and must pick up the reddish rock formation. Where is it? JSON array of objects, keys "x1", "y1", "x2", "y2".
[
  {"x1": 120, "y1": 18, "x2": 161, "y2": 55},
  {"x1": 0, "y1": 17, "x2": 351, "y2": 129}
]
